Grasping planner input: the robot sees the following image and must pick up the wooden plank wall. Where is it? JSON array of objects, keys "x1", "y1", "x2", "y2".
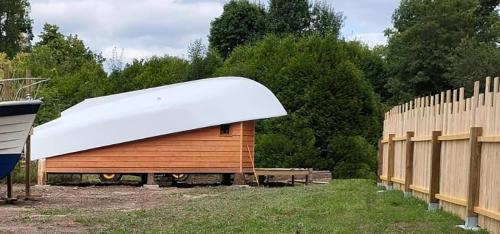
[
  {"x1": 380, "y1": 77, "x2": 500, "y2": 233},
  {"x1": 45, "y1": 121, "x2": 255, "y2": 174}
]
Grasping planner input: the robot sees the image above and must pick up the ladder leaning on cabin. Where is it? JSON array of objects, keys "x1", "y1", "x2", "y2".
[{"x1": 246, "y1": 145, "x2": 259, "y2": 186}]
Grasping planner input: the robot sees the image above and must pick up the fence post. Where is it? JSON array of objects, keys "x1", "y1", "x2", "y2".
[
  {"x1": 387, "y1": 134, "x2": 395, "y2": 190},
  {"x1": 377, "y1": 138, "x2": 384, "y2": 188},
  {"x1": 37, "y1": 159, "x2": 47, "y2": 185},
  {"x1": 404, "y1": 131, "x2": 414, "y2": 198},
  {"x1": 464, "y1": 127, "x2": 482, "y2": 228},
  {"x1": 428, "y1": 131, "x2": 442, "y2": 211}
]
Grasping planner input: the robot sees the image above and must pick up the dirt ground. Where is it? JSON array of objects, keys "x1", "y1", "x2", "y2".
[
  {"x1": 0, "y1": 183, "x2": 222, "y2": 234},
  {"x1": 0, "y1": 173, "x2": 331, "y2": 233}
]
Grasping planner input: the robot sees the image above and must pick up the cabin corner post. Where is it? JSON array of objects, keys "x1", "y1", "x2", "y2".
[
  {"x1": 464, "y1": 127, "x2": 482, "y2": 228},
  {"x1": 386, "y1": 134, "x2": 395, "y2": 190},
  {"x1": 37, "y1": 159, "x2": 47, "y2": 185},
  {"x1": 404, "y1": 131, "x2": 414, "y2": 198},
  {"x1": 232, "y1": 122, "x2": 246, "y2": 185},
  {"x1": 428, "y1": 131, "x2": 442, "y2": 212}
]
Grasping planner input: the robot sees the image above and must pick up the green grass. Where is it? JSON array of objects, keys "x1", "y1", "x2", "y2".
[{"x1": 79, "y1": 180, "x2": 485, "y2": 233}]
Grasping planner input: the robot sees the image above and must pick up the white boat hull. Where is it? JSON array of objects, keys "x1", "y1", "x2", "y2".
[{"x1": 0, "y1": 100, "x2": 41, "y2": 179}]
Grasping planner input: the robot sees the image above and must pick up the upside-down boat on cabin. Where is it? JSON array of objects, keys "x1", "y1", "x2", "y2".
[
  {"x1": 32, "y1": 77, "x2": 287, "y2": 185},
  {"x1": 0, "y1": 78, "x2": 46, "y2": 180}
]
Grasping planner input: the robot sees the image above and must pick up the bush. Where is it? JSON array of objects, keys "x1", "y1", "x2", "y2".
[
  {"x1": 218, "y1": 34, "x2": 382, "y2": 174},
  {"x1": 328, "y1": 136, "x2": 377, "y2": 179}
]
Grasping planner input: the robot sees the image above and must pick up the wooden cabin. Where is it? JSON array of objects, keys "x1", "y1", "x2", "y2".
[{"x1": 33, "y1": 77, "x2": 286, "y2": 185}]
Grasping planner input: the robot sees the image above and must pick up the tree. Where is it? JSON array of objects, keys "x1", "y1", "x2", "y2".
[
  {"x1": 217, "y1": 35, "x2": 382, "y2": 174},
  {"x1": 308, "y1": 1, "x2": 343, "y2": 37},
  {"x1": 186, "y1": 39, "x2": 223, "y2": 81},
  {"x1": 448, "y1": 38, "x2": 500, "y2": 92},
  {"x1": 474, "y1": 0, "x2": 500, "y2": 43},
  {"x1": 268, "y1": 0, "x2": 310, "y2": 35},
  {"x1": 328, "y1": 136, "x2": 377, "y2": 179},
  {"x1": 385, "y1": 0, "x2": 500, "y2": 104},
  {"x1": 343, "y1": 42, "x2": 389, "y2": 101},
  {"x1": 0, "y1": 0, "x2": 32, "y2": 58},
  {"x1": 209, "y1": 0, "x2": 343, "y2": 58},
  {"x1": 208, "y1": 0, "x2": 266, "y2": 58},
  {"x1": 107, "y1": 55, "x2": 190, "y2": 94},
  {"x1": 29, "y1": 24, "x2": 108, "y2": 123}
]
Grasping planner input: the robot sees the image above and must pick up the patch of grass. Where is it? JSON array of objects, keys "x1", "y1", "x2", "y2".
[
  {"x1": 39, "y1": 207, "x2": 75, "y2": 216},
  {"x1": 77, "y1": 180, "x2": 487, "y2": 233}
]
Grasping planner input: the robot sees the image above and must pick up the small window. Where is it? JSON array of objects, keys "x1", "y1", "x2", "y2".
[{"x1": 220, "y1": 124, "x2": 231, "y2": 136}]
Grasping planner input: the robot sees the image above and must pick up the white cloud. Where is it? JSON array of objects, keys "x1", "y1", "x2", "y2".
[
  {"x1": 344, "y1": 33, "x2": 387, "y2": 48},
  {"x1": 30, "y1": 0, "x2": 224, "y2": 64},
  {"x1": 29, "y1": 0, "x2": 399, "y2": 67}
]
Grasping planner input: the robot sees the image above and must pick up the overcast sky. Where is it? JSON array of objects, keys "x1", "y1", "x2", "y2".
[{"x1": 30, "y1": 0, "x2": 400, "y2": 67}]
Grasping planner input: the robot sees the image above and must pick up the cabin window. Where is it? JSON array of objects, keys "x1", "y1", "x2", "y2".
[{"x1": 220, "y1": 124, "x2": 231, "y2": 136}]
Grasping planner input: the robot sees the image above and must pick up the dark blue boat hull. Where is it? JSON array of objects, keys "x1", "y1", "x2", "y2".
[{"x1": 0, "y1": 154, "x2": 21, "y2": 179}]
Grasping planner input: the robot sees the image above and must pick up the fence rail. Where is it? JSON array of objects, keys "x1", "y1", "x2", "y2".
[{"x1": 379, "y1": 76, "x2": 500, "y2": 233}]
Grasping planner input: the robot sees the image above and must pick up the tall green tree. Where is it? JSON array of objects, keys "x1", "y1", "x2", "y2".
[
  {"x1": 209, "y1": 0, "x2": 343, "y2": 58},
  {"x1": 208, "y1": 0, "x2": 266, "y2": 58},
  {"x1": 186, "y1": 39, "x2": 223, "y2": 81},
  {"x1": 385, "y1": 0, "x2": 499, "y2": 103},
  {"x1": 217, "y1": 35, "x2": 382, "y2": 177},
  {"x1": 268, "y1": 0, "x2": 310, "y2": 35},
  {"x1": 308, "y1": 1, "x2": 343, "y2": 36},
  {"x1": 474, "y1": 0, "x2": 500, "y2": 43},
  {"x1": 0, "y1": 0, "x2": 33, "y2": 58},
  {"x1": 29, "y1": 24, "x2": 108, "y2": 123}
]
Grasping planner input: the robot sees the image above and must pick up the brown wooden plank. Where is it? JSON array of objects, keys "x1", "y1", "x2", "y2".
[
  {"x1": 45, "y1": 167, "x2": 254, "y2": 173},
  {"x1": 410, "y1": 184, "x2": 429, "y2": 194},
  {"x1": 429, "y1": 131, "x2": 442, "y2": 203},
  {"x1": 466, "y1": 127, "x2": 482, "y2": 217},
  {"x1": 387, "y1": 134, "x2": 395, "y2": 187},
  {"x1": 436, "y1": 193, "x2": 467, "y2": 206},
  {"x1": 404, "y1": 131, "x2": 415, "y2": 192},
  {"x1": 474, "y1": 207, "x2": 500, "y2": 221},
  {"x1": 438, "y1": 133, "x2": 470, "y2": 141},
  {"x1": 47, "y1": 161, "x2": 253, "y2": 168},
  {"x1": 25, "y1": 132, "x2": 31, "y2": 197},
  {"x1": 239, "y1": 122, "x2": 243, "y2": 173},
  {"x1": 37, "y1": 159, "x2": 46, "y2": 185},
  {"x1": 60, "y1": 151, "x2": 241, "y2": 157},
  {"x1": 478, "y1": 136, "x2": 500, "y2": 142},
  {"x1": 47, "y1": 156, "x2": 249, "y2": 162},
  {"x1": 377, "y1": 138, "x2": 383, "y2": 181},
  {"x1": 410, "y1": 136, "x2": 432, "y2": 142}
]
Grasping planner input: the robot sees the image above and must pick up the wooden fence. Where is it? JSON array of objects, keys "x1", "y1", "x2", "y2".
[{"x1": 379, "y1": 76, "x2": 500, "y2": 233}]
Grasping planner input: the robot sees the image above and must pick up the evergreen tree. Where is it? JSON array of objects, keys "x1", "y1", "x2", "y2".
[
  {"x1": 208, "y1": 0, "x2": 266, "y2": 58},
  {"x1": 385, "y1": 0, "x2": 500, "y2": 103},
  {"x1": 0, "y1": 0, "x2": 33, "y2": 58},
  {"x1": 218, "y1": 35, "x2": 382, "y2": 177},
  {"x1": 268, "y1": 0, "x2": 310, "y2": 35}
]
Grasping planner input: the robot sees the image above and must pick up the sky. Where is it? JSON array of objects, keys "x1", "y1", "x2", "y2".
[{"x1": 29, "y1": 0, "x2": 400, "y2": 68}]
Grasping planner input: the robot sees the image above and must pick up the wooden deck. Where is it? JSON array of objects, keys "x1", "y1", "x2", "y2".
[{"x1": 254, "y1": 168, "x2": 313, "y2": 185}]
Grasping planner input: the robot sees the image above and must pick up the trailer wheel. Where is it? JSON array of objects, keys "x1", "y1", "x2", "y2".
[
  {"x1": 99, "y1": 173, "x2": 122, "y2": 183},
  {"x1": 172, "y1": 173, "x2": 189, "y2": 182}
]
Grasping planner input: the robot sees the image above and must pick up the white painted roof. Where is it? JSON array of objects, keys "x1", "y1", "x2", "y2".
[{"x1": 32, "y1": 77, "x2": 287, "y2": 160}]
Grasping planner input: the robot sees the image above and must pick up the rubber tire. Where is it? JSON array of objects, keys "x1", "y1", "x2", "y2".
[
  {"x1": 98, "y1": 173, "x2": 122, "y2": 183},
  {"x1": 172, "y1": 173, "x2": 189, "y2": 182}
]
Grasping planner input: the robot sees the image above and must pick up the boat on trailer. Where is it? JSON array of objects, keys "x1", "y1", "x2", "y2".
[{"x1": 0, "y1": 77, "x2": 46, "y2": 180}]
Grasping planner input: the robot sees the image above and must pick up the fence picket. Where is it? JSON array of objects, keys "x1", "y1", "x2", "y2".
[{"x1": 380, "y1": 77, "x2": 500, "y2": 232}]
